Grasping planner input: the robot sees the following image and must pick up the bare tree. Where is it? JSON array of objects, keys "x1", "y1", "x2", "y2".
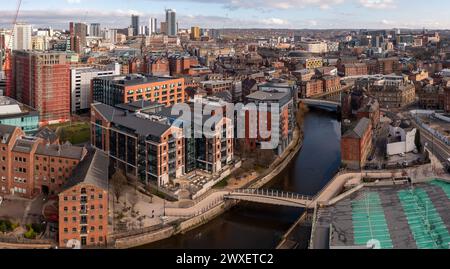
[
  {"x1": 110, "y1": 169, "x2": 127, "y2": 204},
  {"x1": 296, "y1": 102, "x2": 309, "y2": 129}
]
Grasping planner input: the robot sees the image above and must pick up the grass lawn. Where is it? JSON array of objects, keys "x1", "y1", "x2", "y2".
[
  {"x1": 213, "y1": 176, "x2": 230, "y2": 189},
  {"x1": 49, "y1": 122, "x2": 90, "y2": 145}
]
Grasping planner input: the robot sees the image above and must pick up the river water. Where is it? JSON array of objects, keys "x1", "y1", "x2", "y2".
[{"x1": 140, "y1": 110, "x2": 341, "y2": 249}]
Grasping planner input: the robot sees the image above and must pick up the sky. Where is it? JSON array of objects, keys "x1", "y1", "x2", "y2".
[{"x1": 0, "y1": 0, "x2": 449, "y2": 30}]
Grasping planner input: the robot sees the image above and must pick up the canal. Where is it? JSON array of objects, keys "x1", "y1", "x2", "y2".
[{"x1": 140, "y1": 110, "x2": 341, "y2": 249}]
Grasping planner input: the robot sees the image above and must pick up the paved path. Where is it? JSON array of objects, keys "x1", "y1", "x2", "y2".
[{"x1": 165, "y1": 191, "x2": 228, "y2": 218}]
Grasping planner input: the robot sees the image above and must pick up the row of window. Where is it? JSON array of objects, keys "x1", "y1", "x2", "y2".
[
  {"x1": 63, "y1": 216, "x2": 104, "y2": 223},
  {"x1": 63, "y1": 193, "x2": 103, "y2": 201},
  {"x1": 35, "y1": 156, "x2": 77, "y2": 165},
  {"x1": 63, "y1": 236, "x2": 104, "y2": 245},
  {"x1": 63, "y1": 226, "x2": 104, "y2": 233},
  {"x1": 36, "y1": 166, "x2": 70, "y2": 173},
  {"x1": 63, "y1": 205, "x2": 104, "y2": 211}
]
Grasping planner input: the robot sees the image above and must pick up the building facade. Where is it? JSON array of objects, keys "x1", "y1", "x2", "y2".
[
  {"x1": 70, "y1": 63, "x2": 120, "y2": 114},
  {"x1": 12, "y1": 50, "x2": 71, "y2": 126},
  {"x1": 92, "y1": 74, "x2": 185, "y2": 107},
  {"x1": 341, "y1": 118, "x2": 373, "y2": 170},
  {"x1": 0, "y1": 124, "x2": 86, "y2": 198},
  {"x1": 58, "y1": 150, "x2": 109, "y2": 248}
]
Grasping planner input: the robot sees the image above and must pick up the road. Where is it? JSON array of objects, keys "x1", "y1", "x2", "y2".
[{"x1": 410, "y1": 118, "x2": 450, "y2": 164}]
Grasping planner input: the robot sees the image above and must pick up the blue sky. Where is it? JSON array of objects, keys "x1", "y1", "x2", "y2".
[{"x1": 0, "y1": 0, "x2": 448, "y2": 29}]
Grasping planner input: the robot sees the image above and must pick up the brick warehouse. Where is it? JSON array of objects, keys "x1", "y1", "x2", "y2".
[{"x1": 0, "y1": 124, "x2": 86, "y2": 198}]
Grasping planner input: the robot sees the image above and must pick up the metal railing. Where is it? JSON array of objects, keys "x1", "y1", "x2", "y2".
[{"x1": 230, "y1": 188, "x2": 314, "y2": 201}]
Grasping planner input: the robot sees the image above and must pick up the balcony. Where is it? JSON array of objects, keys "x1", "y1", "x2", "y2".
[{"x1": 79, "y1": 209, "x2": 88, "y2": 215}]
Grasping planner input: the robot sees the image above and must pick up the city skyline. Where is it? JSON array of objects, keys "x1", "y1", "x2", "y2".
[{"x1": 0, "y1": 0, "x2": 449, "y2": 30}]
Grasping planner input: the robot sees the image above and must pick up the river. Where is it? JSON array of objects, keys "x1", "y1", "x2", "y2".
[{"x1": 140, "y1": 110, "x2": 341, "y2": 249}]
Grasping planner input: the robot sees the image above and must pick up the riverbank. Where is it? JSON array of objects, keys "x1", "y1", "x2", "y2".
[{"x1": 113, "y1": 127, "x2": 304, "y2": 249}]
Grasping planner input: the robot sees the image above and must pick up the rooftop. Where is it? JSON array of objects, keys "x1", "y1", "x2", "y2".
[
  {"x1": 62, "y1": 150, "x2": 109, "y2": 192},
  {"x1": 92, "y1": 103, "x2": 173, "y2": 138},
  {"x1": 312, "y1": 180, "x2": 450, "y2": 249},
  {"x1": 96, "y1": 74, "x2": 181, "y2": 87},
  {"x1": 343, "y1": 117, "x2": 371, "y2": 139}
]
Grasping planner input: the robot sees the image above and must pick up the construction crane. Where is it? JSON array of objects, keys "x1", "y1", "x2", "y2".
[{"x1": 3, "y1": 0, "x2": 23, "y2": 97}]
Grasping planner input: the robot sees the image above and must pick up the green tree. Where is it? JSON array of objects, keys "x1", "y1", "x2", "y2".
[{"x1": 415, "y1": 129, "x2": 422, "y2": 153}]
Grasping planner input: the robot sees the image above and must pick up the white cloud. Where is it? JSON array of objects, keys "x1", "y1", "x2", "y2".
[
  {"x1": 66, "y1": 0, "x2": 81, "y2": 4},
  {"x1": 358, "y1": 0, "x2": 395, "y2": 9}
]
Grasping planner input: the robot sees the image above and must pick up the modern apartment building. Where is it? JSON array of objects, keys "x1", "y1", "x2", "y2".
[
  {"x1": 92, "y1": 74, "x2": 185, "y2": 108},
  {"x1": 155, "y1": 97, "x2": 235, "y2": 174},
  {"x1": 91, "y1": 103, "x2": 185, "y2": 186},
  {"x1": 245, "y1": 86, "x2": 295, "y2": 156},
  {"x1": 70, "y1": 63, "x2": 120, "y2": 114},
  {"x1": 58, "y1": 150, "x2": 109, "y2": 248},
  {"x1": 11, "y1": 23, "x2": 32, "y2": 51},
  {"x1": 11, "y1": 50, "x2": 71, "y2": 126}
]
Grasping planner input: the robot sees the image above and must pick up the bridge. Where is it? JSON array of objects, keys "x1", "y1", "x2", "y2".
[
  {"x1": 300, "y1": 99, "x2": 341, "y2": 112},
  {"x1": 224, "y1": 189, "x2": 315, "y2": 208}
]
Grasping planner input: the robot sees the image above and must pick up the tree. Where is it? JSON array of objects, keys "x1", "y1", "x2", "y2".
[
  {"x1": 415, "y1": 129, "x2": 422, "y2": 153},
  {"x1": 296, "y1": 102, "x2": 309, "y2": 129},
  {"x1": 111, "y1": 169, "x2": 127, "y2": 203}
]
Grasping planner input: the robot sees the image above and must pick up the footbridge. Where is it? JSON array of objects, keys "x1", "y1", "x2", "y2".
[{"x1": 224, "y1": 189, "x2": 315, "y2": 208}]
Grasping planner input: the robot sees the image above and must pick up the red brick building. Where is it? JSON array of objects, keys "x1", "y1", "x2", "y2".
[
  {"x1": 147, "y1": 57, "x2": 170, "y2": 76},
  {"x1": 11, "y1": 50, "x2": 71, "y2": 126},
  {"x1": 341, "y1": 118, "x2": 373, "y2": 170},
  {"x1": 300, "y1": 79, "x2": 324, "y2": 98},
  {"x1": 168, "y1": 55, "x2": 199, "y2": 76},
  {"x1": 356, "y1": 99, "x2": 380, "y2": 129},
  {"x1": 321, "y1": 75, "x2": 341, "y2": 93},
  {"x1": 58, "y1": 150, "x2": 109, "y2": 248},
  {"x1": 339, "y1": 63, "x2": 368, "y2": 77},
  {"x1": 0, "y1": 124, "x2": 86, "y2": 198}
]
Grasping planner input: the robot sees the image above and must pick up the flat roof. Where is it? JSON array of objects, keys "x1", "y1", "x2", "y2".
[
  {"x1": 96, "y1": 74, "x2": 181, "y2": 87},
  {"x1": 313, "y1": 180, "x2": 450, "y2": 249}
]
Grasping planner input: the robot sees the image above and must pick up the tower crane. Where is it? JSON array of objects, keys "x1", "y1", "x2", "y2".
[{"x1": 4, "y1": 0, "x2": 23, "y2": 97}]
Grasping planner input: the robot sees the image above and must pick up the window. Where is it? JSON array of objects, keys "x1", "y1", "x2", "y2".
[
  {"x1": 99, "y1": 215, "x2": 103, "y2": 220},
  {"x1": 72, "y1": 217, "x2": 76, "y2": 222},
  {"x1": 99, "y1": 194, "x2": 103, "y2": 199},
  {"x1": 64, "y1": 217, "x2": 68, "y2": 222},
  {"x1": 72, "y1": 228, "x2": 77, "y2": 233},
  {"x1": 64, "y1": 196, "x2": 68, "y2": 201},
  {"x1": 64, "y1": 207, "x2": 68, "y2": 212},
  {"x1": 99, "y1": 226, "x2": 103, "y2": 231},
  {"x1": 64, "y1": 228, "x2": 68, "y2": 233},
  {"x1": 90, "y1": 226, "x2": 95, "y2": 231},
  {"x1": 90, "y1": 205, "x2": 95, "y2": 210},
  {"x1": 72, "y1": 206, "x2": 76, "y2": 212}
]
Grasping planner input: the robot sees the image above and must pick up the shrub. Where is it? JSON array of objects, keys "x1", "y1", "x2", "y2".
[
  {"x1": 24, "y1": 225, "x2": 37, "y2": 239},
  {"x1": 0, "y1": 220, "x2": 13, "y2": 233}
]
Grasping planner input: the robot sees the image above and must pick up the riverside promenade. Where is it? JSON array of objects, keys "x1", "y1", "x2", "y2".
[{"x1": 112, "y1": 127, "x2": 304, "y2": 248}]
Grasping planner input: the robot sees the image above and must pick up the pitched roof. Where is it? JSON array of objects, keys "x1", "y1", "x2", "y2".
[
  {"x1": 35, "y1": 127, "x2": 58, "y2": 144},
  {"x1": 0, "y1": 124, "x2": 18, "y2": 144},
  {"x1": 36, "y1": 144, "x2": 86, "y2": 160},
  {"x1": 62, "y1": 150, "x2": 109, "y2": 192},
  {"x1": 343, "y1": 118, "x2": 371, "y2": 139},
  {"x1": 92, "y1": 103, "x2": 172, "y2": 137}
]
